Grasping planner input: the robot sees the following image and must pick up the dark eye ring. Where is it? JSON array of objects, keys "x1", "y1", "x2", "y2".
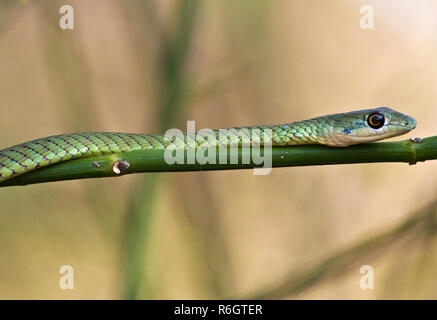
[{"x1": 367, "y1": 112, "x2": 385, "y2": 129}]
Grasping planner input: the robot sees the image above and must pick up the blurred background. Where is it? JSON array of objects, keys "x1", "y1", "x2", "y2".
[{"x1": 0, "y1": 0, "x2": 437, "y2": 299}]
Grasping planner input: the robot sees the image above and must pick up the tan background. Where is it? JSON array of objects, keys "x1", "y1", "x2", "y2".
[{"x1": 0, "y1": 0, "x2": 436, "y2": 299}]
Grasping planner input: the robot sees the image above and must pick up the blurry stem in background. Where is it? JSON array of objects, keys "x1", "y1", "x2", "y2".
[
  {"x1": 122, "y1": 0, "x2": 201, "y2": 299},
  {"x1": 402, "y1": 215, "x2": 437, "y2": 298},
  {"x1": 246, "y1": 200, "x2": 437, "y2": 299},
  {"x1": 159, "y1": 0, "x2": 201, "y2": 129},
  {"x1": 123, "y1": 174, "x2": 158, "y2": 299}
]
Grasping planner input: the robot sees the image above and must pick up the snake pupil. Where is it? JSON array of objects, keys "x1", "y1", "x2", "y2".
[{"x1": 367, "y1": 112, "x2": 385, "y2": 129}]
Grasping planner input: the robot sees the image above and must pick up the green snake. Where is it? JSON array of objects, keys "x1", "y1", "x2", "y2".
[{"x1": 0, "y1": 107, "x2": 416, "y2": 183}]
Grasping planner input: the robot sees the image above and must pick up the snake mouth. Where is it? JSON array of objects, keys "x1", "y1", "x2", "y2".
[
  {"x1": 331, "y1": 134, "x2": 394, "y2": 146},
  {"x1": 330, "y1": 123, "x2": 416, "y2": 146}
]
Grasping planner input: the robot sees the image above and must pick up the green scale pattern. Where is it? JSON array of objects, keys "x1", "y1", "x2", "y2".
[
  {"x1": 0, "y1": 107, "x2": 416, "y2": 183},
  {"x1": 0, "y1": 133, "x2": 164, "y2": 183},
  {"x1": 0, "y1": 123, "x2": 327, "y2": 183}
]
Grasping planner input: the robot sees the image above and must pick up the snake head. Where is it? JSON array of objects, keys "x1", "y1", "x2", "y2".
[{"x1": 329, "y1": 107, "x2": 416, "y2": 146}]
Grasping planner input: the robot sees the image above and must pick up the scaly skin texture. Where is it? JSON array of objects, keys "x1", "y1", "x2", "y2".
[{"x1": 0, "y1": 107, "x2": 416, "y2": 183}]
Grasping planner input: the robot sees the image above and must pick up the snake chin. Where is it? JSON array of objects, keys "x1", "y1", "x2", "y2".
[{"x1": 329, "y1": 129, "x2": 413, "y2": 147}]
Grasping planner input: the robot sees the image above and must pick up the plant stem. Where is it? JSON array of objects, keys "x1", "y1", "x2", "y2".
[{"x1": 1, "y1": 136, "x2": 435, "y2": 187}]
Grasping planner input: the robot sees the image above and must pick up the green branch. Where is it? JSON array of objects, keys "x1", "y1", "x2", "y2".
[{"x1": 0, "y1": 136, "x2": 435, "y2": 187}]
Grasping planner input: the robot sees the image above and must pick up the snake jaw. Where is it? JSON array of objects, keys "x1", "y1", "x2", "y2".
[{"x1": 330, "y1": 129, "x2": 409, "y2": 146}]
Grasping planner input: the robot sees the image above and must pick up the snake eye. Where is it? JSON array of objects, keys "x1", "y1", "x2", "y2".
[{"x1": 367, "y1": 112, "x2": 385, "y2": 129}]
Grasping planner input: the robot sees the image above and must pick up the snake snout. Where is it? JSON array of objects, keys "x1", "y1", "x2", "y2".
[{"x1": 403, "y1": 116, "x2": 416, "y2": 130}]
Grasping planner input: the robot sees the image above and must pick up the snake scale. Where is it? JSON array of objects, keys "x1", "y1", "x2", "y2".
[{"x1": 0, "y1": 107, "x2": 416, "y2": 183}]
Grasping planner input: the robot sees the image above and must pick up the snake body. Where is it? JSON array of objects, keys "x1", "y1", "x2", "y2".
[{"x1": 0, "y1": 107, "x2": 416, "y2": 183}]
